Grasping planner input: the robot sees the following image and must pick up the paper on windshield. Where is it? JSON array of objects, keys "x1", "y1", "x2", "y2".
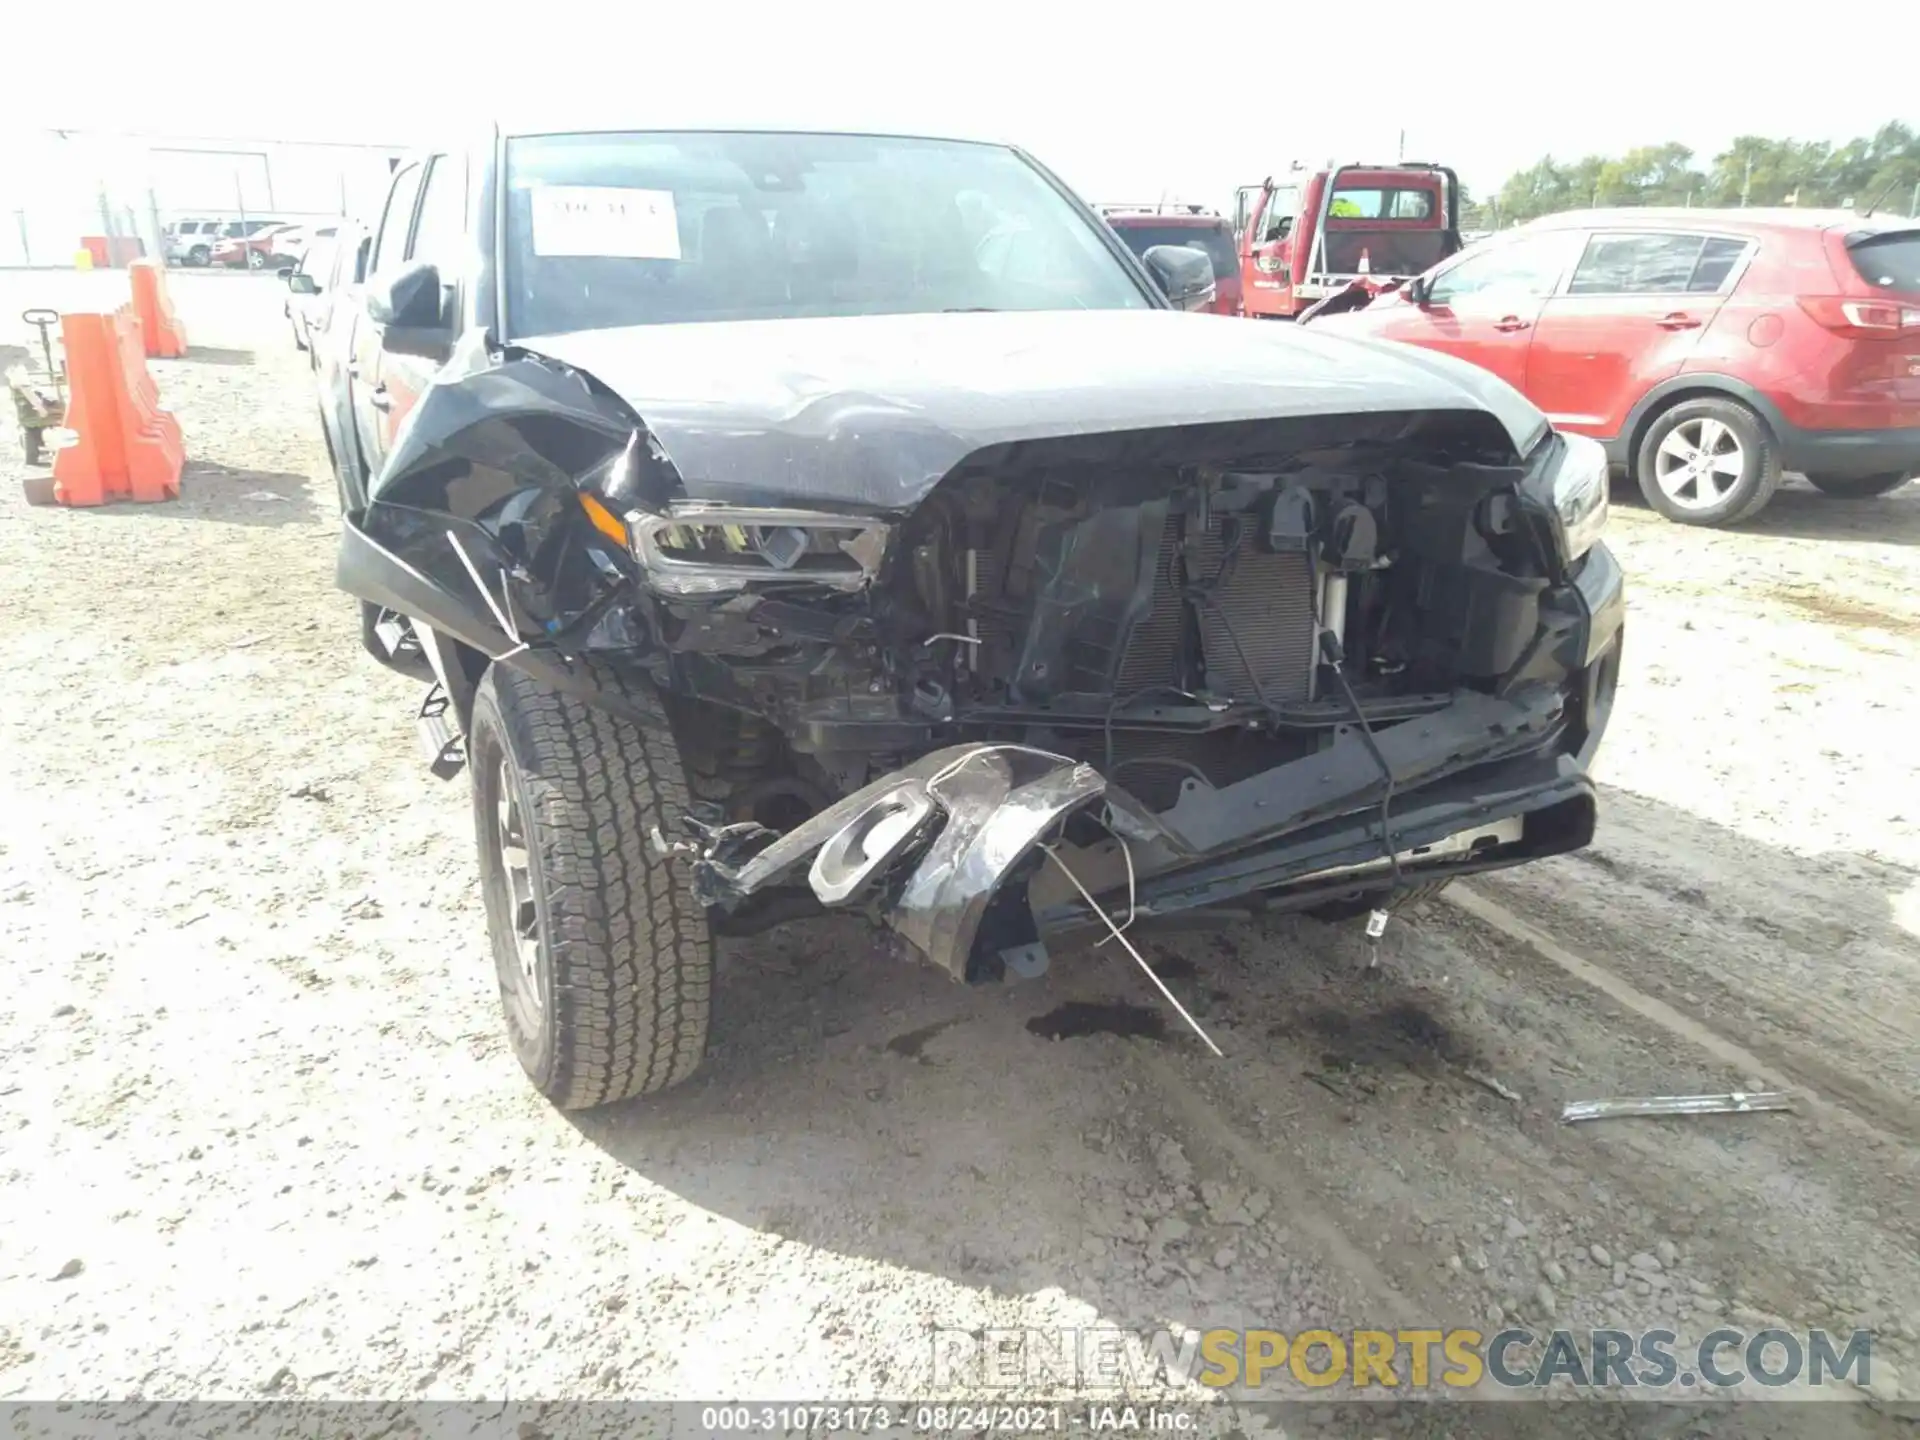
[{"x1": 529, "y1": 186, "x2": 682, "y2": 260}]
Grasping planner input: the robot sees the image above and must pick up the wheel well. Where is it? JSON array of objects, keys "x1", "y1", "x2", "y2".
[
  {"x1": 449, "y1": 641, "x2": 491, "y2": 729},
  {"x1": 1626, "y1": 385, "x2": 1775, "y2": 473}
]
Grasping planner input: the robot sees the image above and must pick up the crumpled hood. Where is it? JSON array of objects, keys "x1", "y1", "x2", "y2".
[{"x1": 518, "y1": 308, "x2": 1549, "y2": 512}]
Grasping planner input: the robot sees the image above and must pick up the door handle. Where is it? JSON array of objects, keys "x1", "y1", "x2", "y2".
[
  {"x1": 369, "y1": 385, "x2": 391, "y2": 412},
  {"x1": 1493, "y1": 316, "x2": 1531, "y2": 332},
  {"x1": 1658, "y1": 313, "x2": 1702, "y2": 330}
]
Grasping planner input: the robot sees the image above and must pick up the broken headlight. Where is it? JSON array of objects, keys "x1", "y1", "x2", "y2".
[
  {"x1": 624, "y1": 503, "x2": 890, "y2": 595},
  {"x1": 1549, "y1": 433, "x2": 1609, "y2": 562}
]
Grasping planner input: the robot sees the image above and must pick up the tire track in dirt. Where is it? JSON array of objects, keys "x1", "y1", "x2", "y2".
[{"x1": 1442, "y1": 883, "x2": 1920, "y2": 1153}]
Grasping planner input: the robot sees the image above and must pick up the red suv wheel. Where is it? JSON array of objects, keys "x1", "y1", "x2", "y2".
[{"x1": 1635, "y1": 397, "x2": 1783, "y2": 527}]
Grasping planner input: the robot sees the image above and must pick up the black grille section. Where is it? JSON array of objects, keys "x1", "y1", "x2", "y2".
[
  {"x1": 1101, "y1": 729, "x2": 1315, "y2": 810},
  {"x1": 1117, "y1": 521, "x2": 1317, "y2": 704}
]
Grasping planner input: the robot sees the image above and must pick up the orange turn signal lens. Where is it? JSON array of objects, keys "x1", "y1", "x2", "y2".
[{"x1": 578, "y1": 493, "x2": 629, "y2": 546}]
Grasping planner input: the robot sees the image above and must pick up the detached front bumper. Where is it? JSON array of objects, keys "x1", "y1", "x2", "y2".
[{"x1": 697, "y1": 541, "x2": 1624, "y2": 983}]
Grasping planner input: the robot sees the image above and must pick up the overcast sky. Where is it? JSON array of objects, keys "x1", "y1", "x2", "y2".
[{"x1": 6, "y1": 0, "x2": 1914, "y2": 208}]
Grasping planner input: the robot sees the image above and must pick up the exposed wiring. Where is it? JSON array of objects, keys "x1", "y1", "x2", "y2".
[
  {"x1": 1311, "y1": 580, "x2": 1403, "y2": 893},
  {"x1": 1042, "y1": 842, "x2": 1222, "y2": 1057},
  {"x1": 1087, "y1": 810, "x2": 1137, "y2": 948},
  {"x1": 1183, "y1": 513, "x2": 1281, "y2": 719},
  {"x1": 445, "y1": 530, "x2": 528, "y2": 662},
  {"x1": 921, "y1": 743, "x2": 1067, "y2": 794},
  {"x1": 1101, "y1": 685, "x2": 1200, "y2": 776},
  {"x1": 921, "y1": 632, "x2": 981, "y2": 651}
]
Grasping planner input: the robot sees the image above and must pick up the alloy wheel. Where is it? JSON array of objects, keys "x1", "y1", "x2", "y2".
[
  {"x1": 1654, "y1": 418, "x2": 1745, "y2": 510},
  {"x1": 492, "y1": 759, "x2": 543, "y2": 1014}
]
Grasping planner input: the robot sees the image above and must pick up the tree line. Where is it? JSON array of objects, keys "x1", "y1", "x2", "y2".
[{"x1": 1462, "y1": 121, "x2": 1920, "y2": 230}]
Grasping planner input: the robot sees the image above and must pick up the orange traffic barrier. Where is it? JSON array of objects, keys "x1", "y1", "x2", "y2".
[
  {"x1": 50, "y1": 310, "x2": 184, "y2": 507},
  {"x1": 112, "y1": 308, "x2": 185, "y2": 499},
  {"x1": 128, "y1": 260, "x2": 187, "y2": 357}
]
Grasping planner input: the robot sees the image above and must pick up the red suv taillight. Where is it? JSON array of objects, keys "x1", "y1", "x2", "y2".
[{"x1": 1796, "y1": 296, "x2": 1920, "y2": 338}]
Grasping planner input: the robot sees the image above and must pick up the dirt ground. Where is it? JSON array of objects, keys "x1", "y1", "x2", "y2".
[{"x1": 1, "y1": 273, "x2": 1916, "y2": 1435}]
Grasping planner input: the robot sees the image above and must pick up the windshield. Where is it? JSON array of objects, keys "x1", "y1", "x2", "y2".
[{"x1": 503, "y1": 131, "x2": 1153, "y2": 337}]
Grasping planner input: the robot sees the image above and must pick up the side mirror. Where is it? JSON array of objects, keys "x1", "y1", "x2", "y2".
[
  {"x1": 1142, "y1": 244, "x2": 1217, "y2": 312},
  {"x1": 367, "y1": 260, "x2": 452, "y2": 358},
  {"x1": 367, "y1": 259, "x2": 442, "y2": 326},
  {"x1": 287, "y1": 272, "x2": 321, "y2": 296},
  {"x1": 1406, "y1": 274, "x2": 1433, "y2": 307}
]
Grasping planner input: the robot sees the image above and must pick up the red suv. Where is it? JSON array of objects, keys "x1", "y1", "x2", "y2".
[
  {"x1": 1101, "y1": 209, "x2": 1243, "y2": 315},
  {"x1": 1309, "y1": 209, "x2": 1920, "y2": 525}
]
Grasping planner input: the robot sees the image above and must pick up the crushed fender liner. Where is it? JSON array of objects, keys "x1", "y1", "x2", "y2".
[{"x1": 694, "y1": 744, "x2": 1106, "y2": 983}]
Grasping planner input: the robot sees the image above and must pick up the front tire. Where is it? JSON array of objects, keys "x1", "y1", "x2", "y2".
[
  {"x1": 1635, "y1": 397, "x2": 1782, "y2": 526},
  {"x1": 246, "y1": 248, "x2": 268, "y2": 270},
  {"x1": 1805, "y1": 471, "x2": 1912, "y2": 499},
  {"x1": 188, "y1": 245, "x2": 209, "y2": 267},
  {"x1": 468, "y1": 665, "x2": 712, "y2": 1109}
]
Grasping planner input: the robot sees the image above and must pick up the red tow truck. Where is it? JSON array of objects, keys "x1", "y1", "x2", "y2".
[{"x1": 1234, "y1": 163, "x2": 1462, "y2": 319}]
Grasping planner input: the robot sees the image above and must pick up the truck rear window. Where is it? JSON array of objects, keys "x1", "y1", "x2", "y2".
[
  {"x1": 1847, "y1": 230, "x2": 1920, "y2": 293},
  {"x1": 1108, "y1": 224, "x2": 1239, "y2": 281},
  {"x1": 1329, "y1": 188, "x2": 1435, "y2": 222}
]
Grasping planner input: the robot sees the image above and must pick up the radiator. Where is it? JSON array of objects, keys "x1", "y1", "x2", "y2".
[{"x1": 1118, "y1": 520, "x2": 1317, "y2": 704}]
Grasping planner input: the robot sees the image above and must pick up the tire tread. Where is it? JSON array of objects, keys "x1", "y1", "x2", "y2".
[{"x1": 487, "y1": 665, "x2": 711, "y2": 1109}]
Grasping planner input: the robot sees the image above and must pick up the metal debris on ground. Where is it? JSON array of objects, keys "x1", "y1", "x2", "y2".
[
  {"x1": 1464, "y1": 1068, "x2": 1523, "y2": 1104},
  {"x1": 1363, "y1": 906, "x2": 1390, "y2": 969},
  {"x1": 1561, "y1": 1091, "x2": 1795, "y2": 1123}
]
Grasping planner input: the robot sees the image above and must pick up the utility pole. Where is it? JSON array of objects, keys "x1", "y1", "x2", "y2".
[
  {"x1": 1398, "y1": 129, "x2": 1406, "y2": 163},
  {"x1": 1911, "y1": 177, "x2": 1919, "y2": 218},
  {"x1": 146, "y1": 188, "x2": 165, "y2": 268},
  {"x1": 1741, "y1": 155, "x2": 1753, "y2": 207}
]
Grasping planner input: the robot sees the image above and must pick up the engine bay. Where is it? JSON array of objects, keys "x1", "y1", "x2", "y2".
[{"x1": 654, "y1": 430, "x2": 1561, "y2": 816}]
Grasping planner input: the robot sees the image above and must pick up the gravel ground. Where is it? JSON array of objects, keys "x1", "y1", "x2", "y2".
[{"x1": 1, "y1": 273, "x2": 1916, "y2": 1436}]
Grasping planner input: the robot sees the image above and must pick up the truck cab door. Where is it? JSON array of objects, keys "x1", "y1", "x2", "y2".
[
  {"x1": 1241, "y1": 183, "x2": 1301, "y2": 318},
  {"x1": 350, "y1": 160, "x2": 427, "y2": 475},
  {"x1": 1232, "y1": 185, "x2": 1262, "y2": 244}
]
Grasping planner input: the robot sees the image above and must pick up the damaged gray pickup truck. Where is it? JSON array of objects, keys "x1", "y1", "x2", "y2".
[{"x1": 331, "y1": 127, "x2": 1622, "y2": 1109}]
